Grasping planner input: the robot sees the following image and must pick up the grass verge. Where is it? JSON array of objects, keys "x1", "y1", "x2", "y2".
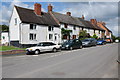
[{"x1": 0, "y1": 46, "x2": 26, "y2": 51}]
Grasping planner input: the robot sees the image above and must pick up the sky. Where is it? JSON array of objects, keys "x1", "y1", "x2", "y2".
[{"x1": 0, "y1": 0, "x2": 119, "y2": 36}]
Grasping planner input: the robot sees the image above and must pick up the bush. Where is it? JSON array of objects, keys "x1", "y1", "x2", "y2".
[{"x1": 91, "y1": 34, "x2": 98, "y2": 39}]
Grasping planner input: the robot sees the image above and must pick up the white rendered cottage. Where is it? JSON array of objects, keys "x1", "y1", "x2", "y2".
[
  {"x1": 47, "y1": 4, "x2": 105, "y2": 40},
  {"x1": 9, "y1": 3, "x2": 61, "y2": 47}
]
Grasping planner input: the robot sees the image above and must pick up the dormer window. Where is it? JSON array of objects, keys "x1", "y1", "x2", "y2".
[{"x1": 30, "y1": 24, "x2": 36, "y2": 30}]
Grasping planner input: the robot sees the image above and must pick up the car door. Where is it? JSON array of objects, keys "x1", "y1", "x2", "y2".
[
  {"x1": 47, "y1": 43, "x2": 55, "y2": 51},
  {"x1": 75, "y1": 39, "x2": 80, "y2": 48},
  {"x1": 42, "y1": 43, "x2": 51, "y2": 52},
  {"x1": 72, "y1": 40, "x2": 76, "y2": 48}
]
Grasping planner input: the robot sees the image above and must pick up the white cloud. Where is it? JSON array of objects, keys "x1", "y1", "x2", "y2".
[
  {"x1": 1, "y1": 2, "x2": 119, "y2": 36},
  {"x1": 58, "y1": 2, "x2": 118, "y2": 36}
]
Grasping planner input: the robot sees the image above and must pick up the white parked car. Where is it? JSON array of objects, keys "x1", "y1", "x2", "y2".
[{"x1": 26, "y1": 42, "x2": 61, "y2": 55}]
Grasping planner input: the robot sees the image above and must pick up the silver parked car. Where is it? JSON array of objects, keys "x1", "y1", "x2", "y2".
[
  {"x1": 26, "y1": 42, "x2": 61, "y2": 55},
  {"x1": 82, "y1": 38, "x2": 97, "y2": 47}
]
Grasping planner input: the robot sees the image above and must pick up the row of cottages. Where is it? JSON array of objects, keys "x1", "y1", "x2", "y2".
[{"x1": 9, "y1": 3, "x2": 112, "y2": 48}]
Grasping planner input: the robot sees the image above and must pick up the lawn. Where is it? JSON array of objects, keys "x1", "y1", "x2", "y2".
[{"x1": 0, "y1": 46, "x2": 26, "y2": 51}]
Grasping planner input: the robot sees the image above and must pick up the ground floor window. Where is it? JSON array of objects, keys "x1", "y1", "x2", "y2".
[
  {"x1": 72, "y1": 35, "x2": 76, "y2": 39},
  {"x1": 99, "y1": 30, "x2": 100, "y2": 34},
  {"x1": 49, "y1": 34, "x2": 53, "y2": 40},
  {"x1": 30, "y1": 33, "x2": 36, "y2": 40},
  {"x1": 55, "y1": 36, "x2": 57, "y2": 41},
  {"x1": 63, "y1": 35, "x2": 67, "y2": 39}
]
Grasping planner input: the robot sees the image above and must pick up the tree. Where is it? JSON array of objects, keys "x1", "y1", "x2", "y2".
[
  {"x1": 79, "y1": 30, "x2": 90, "y2": 38},
  {"x1": 111, "y1": 34, "x2": 116, "y2": 42},
  {"x1": 0, "y1": 25, "x2": 9, "y2": 31},
  {"x1": 91, "y1": 34, "x2": 98, "y2": 39},
  {"x1": 61, "y1": 28, "x2": 72, "y2": 40}
]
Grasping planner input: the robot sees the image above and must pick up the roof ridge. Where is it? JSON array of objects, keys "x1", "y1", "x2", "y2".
[
  {"x1": 52, "y1": 11, "x2": 79, "y2": 19},
  {"x1": 14, "y1": 5, "x2": 47, "y2": 14}
]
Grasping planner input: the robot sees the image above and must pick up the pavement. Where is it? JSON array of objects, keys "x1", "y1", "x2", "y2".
[{"x1": 2, "y1": 43, "x2": 119, "y2": 78}]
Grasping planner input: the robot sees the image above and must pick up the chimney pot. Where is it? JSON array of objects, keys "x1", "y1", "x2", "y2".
[
  {"x1": 34, "y1": 3, "x2": 41, "y2": 16},
  {"x1": 82, "y1": 15, "x2": 85, "y2": 19},
  {"x1": 90, "y1": 19, "x2": 97, "y2": 24},
  {"x1": 48, "y1": 4, "x2": 53, "y2": 12},
  {"x1": 66, "y1": 12, "x2": 71, "y2": 16}
]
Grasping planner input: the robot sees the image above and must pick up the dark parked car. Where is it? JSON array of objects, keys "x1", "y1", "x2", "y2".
[
  {"x1": 97, "y1": 38, "x2": 106, "y2": 45},
  {"x1": 62, "y1": 39, "x2": 82, "y2": 50},
  {"x1": 82, "y1": 38, "x2": 97, "y2": 47}
]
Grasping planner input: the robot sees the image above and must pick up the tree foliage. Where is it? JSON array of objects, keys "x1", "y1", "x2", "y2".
[
  {"x1": 61, "y1": 28, "x2": 72, "y2": 40},
  {"x1": 0, "y1": 25, "x2": 9, "y2": 32},
  {"x1": 91, "y1": 34, "x2": 98, "y2": 39},
  {"x1": 79, "y1": 30, "x2": 90, "y2": 38}
]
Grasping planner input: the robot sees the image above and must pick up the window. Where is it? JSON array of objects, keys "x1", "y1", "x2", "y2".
[
  {"x1": 63, "y1": 35, "x2": 67, "y2": 39},
  {"x1": 30, "y1": 24, "x2": 36, "y2": 30},
  {"x1": 49, "y1": 34, "x2": 53, "y2": 40},
  {"x1": 73, "y1": 26, "x2": 76, "y2": 30},
  {"x1": 64, "y1": 24, "x2": 68, "y2": 28},
  {"x1": 49, "y1": 42, "x2": 56, "y2": 46},
  {"x1": 99, "y1": 30, "x2": 100, "y2": 34},
  {"x1": 30, "y1": 33, "x2": 36, "y2": 40},
  {"x1": 48, "y1": 26, "x2": 54, "y2": 31},
  {"x1": 72, "y1": 35, "x2": 76, "y2": 39},
  {"x1": 94, "y1": 30, "x2": 95, "y2": 33},
  {"x1": 82, "y1": 27, "x2": 84, "y2": 30},
  {"x1": 55, "y1": 36, "x2": 57, "y2": 41},
  {"x1": 15, "y1": 18, "x2": 17, "y2": 25}
]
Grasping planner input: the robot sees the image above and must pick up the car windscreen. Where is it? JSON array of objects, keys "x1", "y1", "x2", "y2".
[
  {"x1": 63, "y1": 40, "x2": 73, "y2": 44},
  {"x1": 82, "y1": 39, "x2": 89, "y2": 42},
  {"x1": 97, "y1": 39, "x2": 103, "y2": 41}
]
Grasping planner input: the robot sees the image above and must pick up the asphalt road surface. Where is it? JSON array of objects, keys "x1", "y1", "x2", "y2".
[{"x1": 2, "y1": 43, "x2": 118, "y2": 78}]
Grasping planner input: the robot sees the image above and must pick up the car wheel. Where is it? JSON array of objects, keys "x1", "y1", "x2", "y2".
[
  {"x1": 102, "y1": 42, "x2": 105, "y2": 45},
  {"x1": 80, "y1": 45, "x2": 82, "y2": 49},
  {"x1": 70, "y1": 47, "x2": 73, "y2": 50},
  {"x1": 53, "y1": 48, "x2": 57, "y2": 52},
  {"x1": 58, "y1": 48, "x2": 62, "y2": 51},
  {"x1": 35, "y1": 50, "x2": 40, "y2": 55}
]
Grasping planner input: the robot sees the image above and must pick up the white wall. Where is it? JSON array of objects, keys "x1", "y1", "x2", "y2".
[
  {"x1": 1, "y1": 32, "x2": 9, "y2": 44},
  {"x1": 21, "y1": 23, "x2": 47, "y2": 44},
  {"x1": 20, "y1": 23, "x2": 61, "y2": 45},
  {"x1": 60, "y1": 23, "x2": 81, "y2": 39},
  {"x1": 9, "y1": 7, "x2": 21, "y2": 41},
  {"x1": 47, "y1": 27, "x2": 61, "y2": 44}
]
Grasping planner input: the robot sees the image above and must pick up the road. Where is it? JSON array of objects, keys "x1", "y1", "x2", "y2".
[{"x1": 2, "y1": 43, "x2": 118, "y2": 78}]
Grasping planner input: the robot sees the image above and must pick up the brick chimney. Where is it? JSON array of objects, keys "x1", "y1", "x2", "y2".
[
  {"x1": 48, "y1": 4, "x2": 53, "y2": 12},
  {"x1": 90, "y1": 19, "x2": 97, "y2": 24},
  {"x1": 34, "y1": 3, "x2": 41, "y2": 16},
  {"x1": 102, "y1": 22, "x2": 106, "y2": 26},
  {"x1": 82, "y1": 15, "x2": 85, "y2": 19},
  {"x1": 66, "y1": 12, "x2": 71, "y2": 16}
]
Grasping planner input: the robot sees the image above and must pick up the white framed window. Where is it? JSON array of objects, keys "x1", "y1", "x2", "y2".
[
  {"x1": 15, "y1": 18, "x2": 17, "y2": 25},
  {"x1": 48, "y1": 26, "x2": 54, "y2": 31},
  {"x1": 29, "y1": 33, "x2": 36, "y2": 40},
  {"x1": 49, "y1": 34, "x2": 53, "y2": 40},
  {"x1": 73, "y1": 26, "x2": 76, "y2": 30},
  {"x1": 30, "y1": 24, "x2": 36, "y2": 30},
  {"x1": 55, "y1": 36, "x2": 57, "y2": 41}
]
